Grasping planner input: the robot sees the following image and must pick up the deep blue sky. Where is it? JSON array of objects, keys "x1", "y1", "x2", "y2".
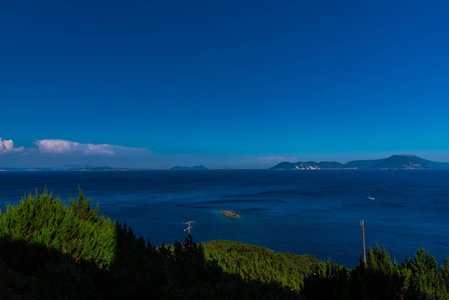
[{"x1": 1, "y1": 0, "x2": 448, "y2": 169}]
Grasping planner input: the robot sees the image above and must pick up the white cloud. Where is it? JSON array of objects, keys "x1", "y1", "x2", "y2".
[
  {"x1": 35, "y1": 139, "x2": 149, "y2": 156},
  {"x1": 0, "y1": 138, "x2": 24, "y2": 154}
]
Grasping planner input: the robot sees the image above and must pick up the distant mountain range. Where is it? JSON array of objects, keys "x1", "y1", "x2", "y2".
[
  {"x1": 170, "y1": 165, "x2": 209, "y2": 170},
  {"x1": 269, "y1": 155, "x2": 449, "y2": 170}
]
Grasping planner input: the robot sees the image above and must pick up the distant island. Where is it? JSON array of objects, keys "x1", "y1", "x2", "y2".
[
  {"x1": 170, "y1": 165, "x2": 209, "y2": 170},
  {"x1": 270, "y1": 155, "x2": 449, "y2": 170}
]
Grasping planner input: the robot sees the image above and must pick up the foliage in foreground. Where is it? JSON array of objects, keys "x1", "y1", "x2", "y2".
[
  {"x1": 302, "y1": 245, "x2": 449, "y2": 300},
  {"x1": 203, "y1": 240, "x2": 321, "y2": 292},
  {"x1": 0, "y1": 189, "x2": 449, "y2": 300},
  {"x1": 0, "y1": 190, "x2": 299, "y2": 299}
]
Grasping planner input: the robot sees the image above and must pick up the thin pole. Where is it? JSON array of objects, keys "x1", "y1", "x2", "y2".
[
  {"x1": 183, "y1": 221, "x2": 196, "y2": 234},
  {"x1": 360, "y1": 220, "x2": 366, "y2": 264}
]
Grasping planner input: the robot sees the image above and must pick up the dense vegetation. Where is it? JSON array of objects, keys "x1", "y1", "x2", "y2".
[
  {"x1": 0, "y1": 189, "x2": 299, "y2": 299},
  {"x1": 0, "y1": 189, "x2": 448, "y2": 299},
  {"x1": 302, "y1": 246, "x2": 449, "y2": 300},
  {"x1": 203, "y1": 240, "x2": 320, "y2": 292}
]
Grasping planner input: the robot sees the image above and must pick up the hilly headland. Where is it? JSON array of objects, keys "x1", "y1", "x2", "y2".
[{"x1": 270, "y1": 154, "x2": 449, "y2": 170}]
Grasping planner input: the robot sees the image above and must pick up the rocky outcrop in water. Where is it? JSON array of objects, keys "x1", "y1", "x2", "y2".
[{"x1": 221, "y1": 210, "x2": 240, "y2": 218}]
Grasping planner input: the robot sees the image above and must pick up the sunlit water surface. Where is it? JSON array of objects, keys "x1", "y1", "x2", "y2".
[{"x1": 1, "y1": 170, "x2": 448, "y2": 267}]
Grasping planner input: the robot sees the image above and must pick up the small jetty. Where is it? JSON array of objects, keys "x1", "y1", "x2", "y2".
[{"x1": 221, "y1": 210, "x2": 240, "y2": 219}]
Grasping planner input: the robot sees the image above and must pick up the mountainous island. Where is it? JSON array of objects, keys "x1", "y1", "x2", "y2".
[
  {"x1": 170, "y1": 165, "x2": 209, "y2": 170},
  {"x1": 270, "y1": 155, "x2": 449, "y2": 170}
]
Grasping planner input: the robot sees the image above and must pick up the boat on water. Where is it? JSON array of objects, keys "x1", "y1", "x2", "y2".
[{"x1": 368, "y1": 190, "x2": 375, "y2": 200}]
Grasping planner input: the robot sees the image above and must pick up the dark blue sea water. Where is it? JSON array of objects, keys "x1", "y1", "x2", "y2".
[{"x1": 1, "y1": 170, "x2": 449, "y2": 268}]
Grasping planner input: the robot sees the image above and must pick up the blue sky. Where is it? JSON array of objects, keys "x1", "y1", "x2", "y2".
[{"x1": 1, "y1": 0, "x2": 449, "y2": 169}]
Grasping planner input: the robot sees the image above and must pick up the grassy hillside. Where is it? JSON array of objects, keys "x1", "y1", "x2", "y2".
[{"x1": 203, "y1": 240, "x2": 320, "y2": 292}]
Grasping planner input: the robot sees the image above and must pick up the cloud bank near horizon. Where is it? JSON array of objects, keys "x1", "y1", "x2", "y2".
[
  {"x1": 0, "y1": 138, "x2": 152, "y2": 168},
  {"x1": 0, "y1": 138, "x2": 294, "y2": 169},
  {"x1": 35, "y1": 139, "x2": 149, "y2": 156}
]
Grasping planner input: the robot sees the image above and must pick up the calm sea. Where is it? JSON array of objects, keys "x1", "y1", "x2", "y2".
[{"x1": 1, "y1": 170, "x2": 448, "y2": 267}]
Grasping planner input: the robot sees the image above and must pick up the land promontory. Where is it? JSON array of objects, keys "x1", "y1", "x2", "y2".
[
  {"x1": 170, "y1": 165, "x2": 209, "y2": 170},
  {"x1": 270, "y1": 155, "x2": 449, "y2": 170}
]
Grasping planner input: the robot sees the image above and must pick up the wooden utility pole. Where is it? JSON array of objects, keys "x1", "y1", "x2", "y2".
[
  {"x1": 183, "y1": 221, "x2": 196, "y2": 234},
  {"x1": 360, "y1": 220, "x2": 366, "y2": 264}
]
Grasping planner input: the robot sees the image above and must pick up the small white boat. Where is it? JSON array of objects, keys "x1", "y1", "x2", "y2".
[{"x1": 368, "y1": 190, "x2": 375, "y2": 200}]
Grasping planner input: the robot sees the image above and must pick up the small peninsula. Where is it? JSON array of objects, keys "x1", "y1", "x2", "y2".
[{"x1": 221, "y1": 210, "x2": 240, "y2": 218}]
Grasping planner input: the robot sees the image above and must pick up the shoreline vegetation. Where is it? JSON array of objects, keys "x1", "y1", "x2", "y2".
[{"x1": 1, "y1": 190, "x2": 449, "y2": 299}]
